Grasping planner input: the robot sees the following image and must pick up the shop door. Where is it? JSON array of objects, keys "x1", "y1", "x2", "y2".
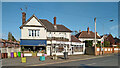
[{"x1": 47, "y1": 46, "x2": 51, "y2": 56}]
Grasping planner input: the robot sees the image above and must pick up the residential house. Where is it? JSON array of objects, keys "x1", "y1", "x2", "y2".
[
  {"x1": 0, "y1": 39, "x2": 20, "y2": 58},
  {"x1": 114, "y1": 37, "x2": 120, "y2": 47},
  {"x1": 101, "y1": 34, "x2": 115, "y2": 47},
  {"x1": 75, "y1": 27, "x2": 101, "y2": 47},
  {"x1": 20, "y1": 12, "x2": 85, "y2": 56}
]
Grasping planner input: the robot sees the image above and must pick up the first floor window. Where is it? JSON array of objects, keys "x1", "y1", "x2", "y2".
[
  {"x1": 29, "y1": 30, "x2": 31, "y2": 36},
  {"x1": 32, "y1": 30, "x2": 34, "y2": 36},
  {"x1": 35, "y1": 30, "x2": 36, "y2": 37},
  {"x1": 29, "y1": 29, "x2": 40, "y2": 37},
  {"x1": 37, "y1": 30, "x2": 39, "y2": 36}
]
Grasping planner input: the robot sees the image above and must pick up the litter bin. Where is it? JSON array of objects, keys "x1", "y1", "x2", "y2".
[
  {"x1": 11, "y1": 52, "x2": 14, "y2": 58},
  {"x1": 14, "y1": 52, "x2": 17, "y2": 58},
  {"x1": 40, "y1": 56, "x2": 45, "y2": 61},
  {"x1": 18, "y1": 52, "x2": 21, "y2": 57},
  {"x1": 21, "y1": 57, "x2": 26, "y2": 63},
  {"x1": 64, "y1": 52, "x2": 68, "y2": 59}
]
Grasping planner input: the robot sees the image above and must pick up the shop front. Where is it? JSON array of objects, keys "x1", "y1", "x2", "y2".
[
  {"x1": 47, "y1": 40, "x2": 71, "y2": 56},
  {"x1": 46, "y1": 40, "x2": 85, "y2": 56},
  {"x1": 20, "y1": 39, "x2": 47, "y2": 57},
  {"x1": 71, "y1": 42, "x2": 85, "y2": 55}
]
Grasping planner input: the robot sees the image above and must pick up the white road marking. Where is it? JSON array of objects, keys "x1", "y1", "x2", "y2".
[{"x1": 87, "y1": 63, "x2": 96, "y2": 65}]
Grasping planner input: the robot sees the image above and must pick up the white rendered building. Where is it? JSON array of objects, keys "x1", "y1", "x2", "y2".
[{"x1": 20, "y1": 12, "x2": 85, "y2": 56}]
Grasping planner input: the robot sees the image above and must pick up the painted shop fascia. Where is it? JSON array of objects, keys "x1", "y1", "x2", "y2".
[{"x1": 20, "y1": 12, "x2": 85, "y2": 56}]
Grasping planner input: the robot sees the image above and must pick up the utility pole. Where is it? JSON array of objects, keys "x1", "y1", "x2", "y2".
[
  {"x1": 103, "y1": 23, "x2": 104, "y2": 55},
  {"x1": 94, "y1": 17, "x2": 96, "y2": 56}
]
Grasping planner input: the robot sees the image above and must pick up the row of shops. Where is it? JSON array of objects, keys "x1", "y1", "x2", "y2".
[
  {"x1": 20, "y1": 36, "x2": 85, "y2": 57},
  {"x1": 0, "y1": 38, "x2": 85, "y2": 58},
  {"x1": 21, "y1": 42, "x2": 85, "y2": 56}
]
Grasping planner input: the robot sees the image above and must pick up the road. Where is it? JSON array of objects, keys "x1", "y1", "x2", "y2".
[{"x1": 45, "y1": 54, "x2": 119, "y2": 66}]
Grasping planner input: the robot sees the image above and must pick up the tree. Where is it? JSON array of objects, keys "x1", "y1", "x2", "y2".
[
  {"x1": 8, "y1": 32, "x2": 12, "y2": 41},
  {"x1": 12, "y1": 36, "x2": 16, "y2": 41},
  {"x1": 85, "y1": 40, "x2": 93, "y2": 47},
  {"x1": 104, "y1": 41, "x2": 110, "y2": 47},
  {"x1": 96, "y1": 41, "x2": 101, "y2": 47},
  {"x1": 8, "y1": 32, "x2": 16, "y2": 41}
]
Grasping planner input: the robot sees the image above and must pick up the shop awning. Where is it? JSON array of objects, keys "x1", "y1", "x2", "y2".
[{"x1": 20, "y1": 39, "x2": 47, "y2": 46}]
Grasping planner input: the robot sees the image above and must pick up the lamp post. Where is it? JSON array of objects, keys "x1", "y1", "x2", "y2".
[
  {"x1": 94, "y1": 17, "x2": 97, "y2": 56},
  {"x1": 102, "y1": 19, "x2": 114, "y2": 55}
]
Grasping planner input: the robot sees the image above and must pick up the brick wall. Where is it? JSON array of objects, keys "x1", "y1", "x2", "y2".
[{"x1": 95, "y1": 47, "x2": 120, "y2": 55}]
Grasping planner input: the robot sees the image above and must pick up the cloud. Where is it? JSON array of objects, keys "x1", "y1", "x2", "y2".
[
  {"x1": 0, "y1": 33, "x2": 7, "y2": 39},
  {"x1": 110, "y1": 25, "x2": 118, "y2": 30}
]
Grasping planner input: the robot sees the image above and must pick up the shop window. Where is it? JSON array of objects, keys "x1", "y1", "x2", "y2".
[
  {"x1": 56, "y1": 45, "x2": 64, "y2": 53},
  {"x1": 74, "y1": 45, "x2": 83, "y2": 52}
]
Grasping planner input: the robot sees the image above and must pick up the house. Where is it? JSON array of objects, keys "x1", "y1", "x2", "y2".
[
  {"x1": 75, "y1": 27, "x2": 101, "y2": 47},
  {"x1": 101, "y1": 34, "x2": 115, "y2": 47},
  {"x1": 114, "y1": 37, "x2": 120, "y2": 47},
  {"x1": 20, "y1": 12, "x2": 85, "y2": 56},
  {"x1": 0, "y1": 39, "x2": 20, "y2": 58}
]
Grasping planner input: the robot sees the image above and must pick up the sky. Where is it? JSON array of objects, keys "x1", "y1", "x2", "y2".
[{"x1": 2, "y1": 2, "x2": 118, "y2": 40}]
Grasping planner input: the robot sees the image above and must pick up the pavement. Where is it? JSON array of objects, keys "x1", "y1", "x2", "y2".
[
  {"x1": 46, "y1": 54, "x2": 118, "y2": 66},
  {"x1": 2, "y1": 53, "x2": 119, "y2": 66}
]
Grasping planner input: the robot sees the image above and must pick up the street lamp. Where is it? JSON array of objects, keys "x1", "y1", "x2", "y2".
[
  {"x1": 94, "y1": 17, "x2": 97, "y2": 56},
  {"x1": 102, "y1": 19, "x2": 114, "y2": 55}
]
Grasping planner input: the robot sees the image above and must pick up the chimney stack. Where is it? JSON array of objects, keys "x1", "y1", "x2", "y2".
[
  {"x1": 22, "y1": 12, "x2": 26, "y2": 25},
  {"x1": 54, "y1": 17, "x2": 56, "y2": 25},
  {"x1": 79, "y1": 30, "x2": 81, "y2": 33},
  {"x1": 87, "y1": 27, "x2": 90, "y2": 34}
]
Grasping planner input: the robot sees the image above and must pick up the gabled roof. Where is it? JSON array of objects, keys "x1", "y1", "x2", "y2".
[
  {"x1": 39, "y1": 19, "x2": 72, "y2": 32},
  {"x1": 20, "y1": 15, "x2": 72, "y2": 32},
  {"x1": 71, "y1": 35, "x2": 81, "y2": 42},
  {"x1": 20, "y1": 14, "x2": 46, "y2": 29},
  {"x1": 75, "y1": 31, "x2": 101, "y2": 39},
  {"x1": 106, "y1": 34, "x2": 115, "y2": 44}
]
